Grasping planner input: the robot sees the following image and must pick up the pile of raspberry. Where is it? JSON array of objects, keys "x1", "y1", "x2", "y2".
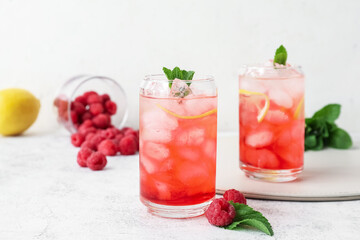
[
  {"x1": 205, "y1": 189, "x2": 247, "y2": 227},
  {"x1": 68, "y1": 91, "x2": 139, "y2": 171}
]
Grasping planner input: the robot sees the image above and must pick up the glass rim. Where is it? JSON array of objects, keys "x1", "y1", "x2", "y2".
[
  {"x1": 240, "y1": 63, "x2": 302, "y2": 70},
  {"x1": 144, "y1": 74, "x2": 214, "y2": 83}
]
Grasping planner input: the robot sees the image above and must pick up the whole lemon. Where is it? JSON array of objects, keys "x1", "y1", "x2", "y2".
[{"x1": 0, "y1": 88, "x2": 40, "y2": 136}]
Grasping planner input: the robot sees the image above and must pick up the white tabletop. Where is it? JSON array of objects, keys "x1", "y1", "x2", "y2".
[{"x1": 0, "y1": 131, "x2": 359, "y2": 240}]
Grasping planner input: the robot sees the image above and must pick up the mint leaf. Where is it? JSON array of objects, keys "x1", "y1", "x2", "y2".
[
  {"x1": 163, "y1": 67, "x2": 174, "y2": 80},
  {"x1": 163, "y1": 66, "x2": 195, "y2": 88},
  {"x1": 274, "y1": 45, "x2": 287, "y2": 65},
  {"x1": 313, "y1": 104, "x2": 341, "y2": 123},
  {"x1": 328, "y1": 128, "x2": 352, "y2": 149},
  {"x1": 305, "y1": 135, "x2": 317, "y2": 148},
  {"x1": 225, "y1": 202, "x2": 274, "y2": 236}
]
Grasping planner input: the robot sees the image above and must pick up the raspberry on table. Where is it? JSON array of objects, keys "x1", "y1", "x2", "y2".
[
  {"x1": 87, "y1": 93, "x2": 102, "y2": 104},
  {"x1": 87, "y1": 152, "x2": 107, "y2": 171},
  {"x1": 78, "y1": 125, "x2": 97, "y2": 137},
  {"x1": 115, "y1": 133, "x2": 124, "y2": 141},
  {"x1": 98, "y1": 139, "x2": 117, "y2": 156},
  {"x1": 99, "y1": 128, "x2": 117, "y2": 139},
  {"x1": 77, "y1": 146, "x2": 93, "y2": 167},
  {"x1": 223, "y1": 189, "x2": 247, "y2": 205},
  {"x1": 92, "y1": 113, "x2": 111, "y2": 129},
  {"x1": 71, "y1": 133, "x2": 85, "y2": 147},
  {"x1": 88, "y1": 134, "x2": 106, "y2": 149},
  {"x1": 89, "y1": 103, "x2": 104, "y2": 116},
  {"x1": 205, "y1": 198, "x2": 236, "y2": 227},
  {"x1": 118, "y1": 135, "x2": 137, "y2": 155},
  {"x1": 105, "y1": 100, "x2": 117, "y2": 115},
  {"x1": 81, "y1": 140, "x2": 97, "y2": 151}
]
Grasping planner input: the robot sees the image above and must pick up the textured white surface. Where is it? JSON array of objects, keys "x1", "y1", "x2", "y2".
[
  {"x1": 0, "y1": 0, "x2": 359, "y2": 133},
  {"x1": 0, "y1": 132, "x2": 360, "y2": 240}
]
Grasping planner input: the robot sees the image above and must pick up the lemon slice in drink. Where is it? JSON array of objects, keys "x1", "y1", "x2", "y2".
[
  {"x1": 293, "y1": 97, "x2": 304, "y2": 119},
  {"x1": 156, "y1": 104, "x2": 217, "y2": 119},
  {"x1": 239, "y1": 89, "x2": 270, "y2": 122}
]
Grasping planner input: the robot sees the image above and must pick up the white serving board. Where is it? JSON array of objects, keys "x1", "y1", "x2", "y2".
[{"x1": 216, "y1": 133, "x2": 360, "y2": 201}]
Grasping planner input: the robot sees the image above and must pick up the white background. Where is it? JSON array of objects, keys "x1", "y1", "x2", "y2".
[{"x1": 0, "y1": 0, "x2": 359, "y2": 134}]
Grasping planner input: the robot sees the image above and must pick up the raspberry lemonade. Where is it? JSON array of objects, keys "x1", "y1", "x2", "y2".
[
  {"x1": 239, "y1": 46, "x2": 305, "y2": 182},
  {"x1": 139, "y1": 67, "x2": 217, "y2": 218}
]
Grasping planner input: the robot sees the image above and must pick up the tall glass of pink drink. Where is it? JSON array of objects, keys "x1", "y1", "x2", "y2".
[
  {"x1": 239, "y1": 64, "x2": 304, "y2": 182},
  {"x1": 139, "y1": 75, "x2": 217, "y2": 218}
]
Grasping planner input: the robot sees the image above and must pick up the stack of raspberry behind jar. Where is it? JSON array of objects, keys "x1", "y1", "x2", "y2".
[{"x1": 68, "y1": 91, "x2": 139, "y2": 171}]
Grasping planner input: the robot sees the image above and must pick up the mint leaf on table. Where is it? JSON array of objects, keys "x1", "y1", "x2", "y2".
[
  {"x1": 305, "y1": 104, "x2": 352, "y2": 151},
  {"x1": 273, "y1": 45, "x2": 287, "y2": 65},
  {"x1": 328, "y1": 128, "x2": 353, "y2": 149},
  {"x1": 162, "y1": 66, "x2": 195, "y2": 88},
  {"x1": 312, "y1": 104, "x2": 341, "y2": 123},
  {"x1": 225, "y1": 202, "x2": 274, "y2": 236}
]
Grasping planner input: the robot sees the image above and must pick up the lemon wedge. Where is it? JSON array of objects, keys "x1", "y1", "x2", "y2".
[
  {"x1": 293, "y1": 97, "x2": 304, "y2": 119},
  {"x1": 156, "y1": 104, "x2": 217, "y2": 119},
  {"x1": 239, "y1": 89, "x2": 270, "y2": 122}
]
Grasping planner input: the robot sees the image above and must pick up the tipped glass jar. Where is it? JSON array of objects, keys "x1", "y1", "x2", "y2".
[{"x1": 54, "y1": 75, "x2": 128, "y2": 133}]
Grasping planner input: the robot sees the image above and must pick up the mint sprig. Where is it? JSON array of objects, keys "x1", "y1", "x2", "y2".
[
  {"x1": 274, "y1": 45, "x2": 287, "y2": 66},
  {"x1": 225, "y1": 202, "x2": 274, "y2": 236},
  {"x1": 305, "y1": 104, "x2": 352, "y2": 150},
  {"x1": 162, "y1": 66, "x2": 195, "y2": 88}
]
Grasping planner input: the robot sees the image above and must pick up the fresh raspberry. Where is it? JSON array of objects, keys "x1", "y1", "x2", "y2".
[
  {"x1": 98, "y1": 139, "x2": 117, "y2": 156},
  {"x1": 89, "y1": 103, "x2": 104, "y2": 116},
  {"x1": 87, "y1": 93, "x2": 102, "y2": 104},
  {"x1": 223, "y1": 189, "x2": 247, "y2": 205},
  {"x1": 83, "y1": 91, "x2": 97, "y2": 99},
  {"x1": 71, "y1": 133, "x2": 85, "y2": 147},
  {"x1": 92, "y1": 113, "x2": 111, "y2": 129},
  {"x1": 71, "y1": 101, "x2": 86, "y2": 115},
  {"x1": 101, "y1": 93, "x2": 110, "y2": 103},
  {"x1": 85, "y1": 132, "x2": 96, "y2": 141},
  {"x1": 77, "y1": 146, "x2": 93, "y2": 167},
  {"x1": 81, "y1": 119, "x2": 93, "y2": 128},
  {"x1": 104, "y1": 100, "x2": 117, "y2": 115},
  {"x1": 81, "y1": 111, "x2": 93, "y2": 122},
  {"x1": 115, "y1": 133, "x2": 124, "y2": 141},
  {"x1": 205, "y1": 198, "x2": 236, "y2": 227},
  {"x1": 70, "y1": 110, "x2": 78, "y2": 124},
  {"x1": 78, "y1": 125, "x2": 97, "y2": 137},
  {"x1": 74, "y1": 95, "x2": 87, "y2": 105},
  {"x1": 89, "y1": 134, "x2": 106, "y2": 149},
  {"x1": 99, "y1": 128, "x2": 117, "y2": 139},
  {"x1": 81, "y1": 140, "x2": 96, "y2": 151},
  {"x1": 87, "y1": 152, "x2": 107, "y2": 171},
  {"x1": 118, "y1": 135, "x2": 137, "y2": 155}
]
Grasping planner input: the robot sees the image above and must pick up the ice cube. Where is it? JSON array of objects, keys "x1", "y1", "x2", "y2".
[
  {"x1": 268, "y1": 88, "x2": 293, "y2": 109},
  {"x1": 177, "y1": 128, "x2": 205, "y2": 146},
  {"x1": 141, "y1": 108, "x2": 178, "y2": 143},
  {"x1": 245, "y1": 129, "x2": 274, "y2": 148},
  {"x1": 178, "y1": 147, "x2": 201, "y2": 162},
  {"x1": 170, "y1": 79, "x2": 192, "y2": 98},
  {"x1": 144, "y1": 81, "x2": 170, "y2": 97},
  {"x1": 203, "y1": 140, "x2": 216, "y2": 159},
  {"x1": 245, "y1": 147, "x2": 280, "y2": 169},
  {"x1": 264, "y1": 110, "x2": 289, "y2": 124},
  {"x1": 240, "y1": 78, "x2": 266, "y2": 93},
  {"x1": 184, "y1": 97, "x2": 217, "y2": 116},
  {"x1": 140, "y1": 155, "x2": 156, "y2": 174},
  {"x1": 176, "y1": 161, "x2": 209, "y2": 187},
  {"x1": 143, "y1": 142, "x2": 169, "y2": 161}
]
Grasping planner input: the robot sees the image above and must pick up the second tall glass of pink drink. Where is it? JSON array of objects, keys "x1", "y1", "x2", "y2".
[{"x1": 239, "y1": 64, "x2": 304, "y2": 182}]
